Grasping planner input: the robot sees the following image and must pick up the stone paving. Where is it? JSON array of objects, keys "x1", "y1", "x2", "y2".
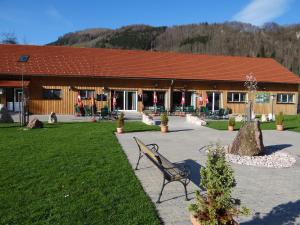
[{"x1": 116, "y1": 117, "x2": 300, "y2": 225}]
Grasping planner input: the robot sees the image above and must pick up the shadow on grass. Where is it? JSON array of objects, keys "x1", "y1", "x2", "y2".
[
  {"x1": 263, "y1": 144, "x2": 292, "y2": 155},
  {"x1": 241, "y1": 199, "x2": 300, "y2": 225}
]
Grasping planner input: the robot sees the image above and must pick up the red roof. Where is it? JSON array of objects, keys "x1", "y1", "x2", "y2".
[
  {"x1": 0, "y1": 80, "x2": 30, "y2": 87},
  {"x1": 0, "y1": 44, "x2": 299, "y2": 84}
]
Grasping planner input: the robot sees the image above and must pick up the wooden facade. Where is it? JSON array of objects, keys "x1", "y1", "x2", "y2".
[{"x1": 0, "y1": 76, "x2": 297, "y2": 115}]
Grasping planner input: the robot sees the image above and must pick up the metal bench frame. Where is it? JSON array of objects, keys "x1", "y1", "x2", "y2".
[{"x1": 133, "y1": 137, "x2": 191, "y2": 203}]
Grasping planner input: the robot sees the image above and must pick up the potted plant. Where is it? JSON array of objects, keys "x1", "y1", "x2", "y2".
[
  {"x1": 228, "y1": 117, "x2": 236, "y2": 131},
  {"x1": 189, "y1": 145, "x2": 249, "y2": 225},
  {"x1": 116, "y1": 112, "x2": 125, "y2": 134},
  {"x1": 275, "y1": 112, "x2": 284, "y2": 131},
  {"x1": 160, "y1": 113, "x2": 169, "y2": 133}
]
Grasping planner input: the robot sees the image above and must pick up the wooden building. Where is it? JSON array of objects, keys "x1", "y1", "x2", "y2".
[{"x1": 0, "y1": 44, "x2": 299, "y2": 115}]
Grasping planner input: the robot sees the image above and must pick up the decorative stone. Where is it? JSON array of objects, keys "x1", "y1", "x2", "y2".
[
  {"x1": 0, "y1": 106, "x2": 14, "y2": 123},
  {"x1": 186, "y1": 114, "x2": 207, "y2": 126},
  {"x1": 48, "y1": 112, "x2": 57, "y2": 124},
  {"x1": 27, "y1": 118, "x2": 43, "y2": 129},
  {"x1": 229, "y1": 120, "x2": 264, "y2": 156}
]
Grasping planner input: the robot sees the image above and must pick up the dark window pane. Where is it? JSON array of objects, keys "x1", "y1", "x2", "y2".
[
  {"x1": 233, "y1": 93, "x2": 240, "y2": 102},
  {"x1": 43, "y1": 89, "x2": 61, "y2": 99}
]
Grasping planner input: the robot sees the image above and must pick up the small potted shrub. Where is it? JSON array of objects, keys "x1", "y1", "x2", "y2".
[
  {"x1": 276, "y1": 112, "x2": 284, "y2": 131},
  {"x1": 189, "y1": 145, "x2": 249, "y2": 225},
  {"x1": 116, "y1": 112, "x2": 125, "y2": 134},
  {"x1": 160, "y1": 113, "x2": 169, "y2": 133},
  {"x1": 228, "y1": 117, "x2": 236, "y2": 131}
]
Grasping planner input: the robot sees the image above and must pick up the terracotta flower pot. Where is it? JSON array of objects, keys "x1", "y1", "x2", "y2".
[
  {"x1": 190, "y1": 215, "x2": 201, "y2": 225},
  {"x1": 228, "y1": 125, "x2": 234, "y2": 131},
  {"x1": 117, "y1": 127, "x2": 124, "y2": 134},
  {"x1": 276, "y1": 124, "x2": 284, "y2": 131},
  {"x1": 161, "y1": 125, "x2": 168, "y2": 133}
]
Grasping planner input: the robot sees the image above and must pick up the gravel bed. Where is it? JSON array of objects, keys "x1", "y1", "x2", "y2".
[{"x1": 225, "y1": 152, "x2": 296, "y2": 168}]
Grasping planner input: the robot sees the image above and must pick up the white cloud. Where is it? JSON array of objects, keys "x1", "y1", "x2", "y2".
[
  {"x1": 233, "y1": 0, "x2": 294, "y2": 26},
  {"x1": 45, "y1": 5, "x2": 73, "y2": 28}
]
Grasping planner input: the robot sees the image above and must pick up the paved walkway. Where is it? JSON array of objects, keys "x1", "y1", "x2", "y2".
[
  {"x1": 11, "y1": 111, "x2": 142, "y2": 122},
  {"x1": 116, "y1": 117, "x2": 300, "y2": 225}
]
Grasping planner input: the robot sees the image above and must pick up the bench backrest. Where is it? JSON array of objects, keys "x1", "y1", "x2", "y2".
[{"x1": 134, "y1": 137, "x2": 183, "y2": 181}]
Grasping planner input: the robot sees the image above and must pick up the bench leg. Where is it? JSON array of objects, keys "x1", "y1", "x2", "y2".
[
  {"x1": 157, "y1": 178, "x2": 166, "y2": 203},
  {"x1": 179, "y1": 180, "x2": 189, "y2": 201},
  {"x1": 135, "y1": 153, "x2": 143, "y2": 170}
]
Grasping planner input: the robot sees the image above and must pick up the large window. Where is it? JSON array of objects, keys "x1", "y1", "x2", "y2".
[
  {"x1": 227, "y1": 92, "x2": 247, "y2": 103},
  {"x1": 79, "y1": 90, "x2": 94, "y2": 100},
  {"x1": 43, "y1": 89, "x2": 61, "y2": 99},
  {"x1": 277, "y1": 93, "x2": 294, "y2": 104}
]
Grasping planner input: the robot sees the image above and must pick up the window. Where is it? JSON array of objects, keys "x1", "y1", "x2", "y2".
[
  {"x1": 255, "y1": 92, "x2": 270, "y2": 103},
  {"x1": 227, "y1": 92, "x2": 247, "y2": 103},
  {"x1": 79, "y1": 90, "x2": 94, "y2": 100},
  {"x1": 43, "y1": 89, "x2": 61, "y2": 99},
  {"x1": 277, "y1": 93, "x2": 294, "y2": 104}
]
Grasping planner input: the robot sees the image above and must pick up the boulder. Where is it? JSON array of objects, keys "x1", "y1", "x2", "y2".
[
  {"x1": 27, "y1": 118, "x2": 43, "y2": 129},
  {"x1": 0, "y1": 106, "x2": 14, "y2": 123},
  {"x1": 48, "y1": 112, "x2": 57, "y2": 124},
  {"x1": 229, "y1": 120, "x2": 264, "y2": 156}
]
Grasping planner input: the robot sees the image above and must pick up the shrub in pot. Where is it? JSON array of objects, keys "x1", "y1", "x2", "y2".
[
  {"x1": 228, "y1": 117, "x2": 236, "y2": 131},
  {"x1": 116, "y1": 112, "x2": 125, "y2": 134},
  {"x1": 160, "y1": 113, "x2": 169, "y2": 133},
  {"x1": 189, "y1": 144, "x2": 249, "y2": 225},
  {"x1": 275, "y1": 112, "x2": 284, "y2": 131}
]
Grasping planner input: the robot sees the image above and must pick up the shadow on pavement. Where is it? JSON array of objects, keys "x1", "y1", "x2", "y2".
[{"x1": 241, "y1": 199, "x2": 300, "y2": 225}]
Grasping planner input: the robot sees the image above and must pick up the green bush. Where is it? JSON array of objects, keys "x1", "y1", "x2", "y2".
[
  {"x1": 189, "y1": 144, "x2": 249, "y2": 225},
  {"x1": 160, "y1": 113, "x2": 168, "y2": 126},
  {"x1": 117, "y1": 112, "x2": 125, "y2": 128},
  {"x1": 228, "y1": 117, "x2": 236, "y2": 127},
  {"x1": 276, "y1": 112, "x2": 284, "y2": 125}
]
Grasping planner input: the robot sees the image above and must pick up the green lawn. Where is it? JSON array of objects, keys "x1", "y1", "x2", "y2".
[
  {"x1": 206, "y1": 115, "x2": 300, "y2": 132},
  {"x1": 0, "y1": 122, "x2": 161, "y2": 225}
]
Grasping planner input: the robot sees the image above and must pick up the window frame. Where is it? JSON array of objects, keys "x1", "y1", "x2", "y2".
[
  {"x1": 276, "y1": 93, "x2": 295, "y2": 104},
  {"x1": 227, "y1": 92, "x2": 247, "y2": 103},
  {"x1": 79, "y1": 90, "x2": 95, "y2": 100},
  {"x1": 42, "y1": 89, "x2": 62, "y2": 100}
]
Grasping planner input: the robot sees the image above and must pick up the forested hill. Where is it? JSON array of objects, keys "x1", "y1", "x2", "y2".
[{"x1": 49, "y1": 22, "x2": 300, "y2": 76}]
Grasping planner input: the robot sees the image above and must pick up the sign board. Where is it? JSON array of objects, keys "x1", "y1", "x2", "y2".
[{"x1": 255, "y1": 92, "x2": 270, "y2": 103}]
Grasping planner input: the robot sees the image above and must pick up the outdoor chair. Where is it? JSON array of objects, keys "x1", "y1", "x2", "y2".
[
  {"x1": 99, "y1": 107, "x2": 109, "y2": 120},
  {"x1": 84, "y1": 105, "x2": 91, "y2": 116},
  {"x1": 133, "y1": 137, "x2": 191, "y2": 203}
]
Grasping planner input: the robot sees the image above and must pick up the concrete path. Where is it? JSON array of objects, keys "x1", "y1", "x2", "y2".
[
  {"x1": 11, "y1": 111, "x2": 142, "y2": 122},
  {"x1": 116, "y1": 117, "x2": 300, "y2": 225}
]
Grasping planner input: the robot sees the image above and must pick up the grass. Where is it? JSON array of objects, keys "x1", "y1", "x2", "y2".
[
  {"x1": 0, "y1": 121, "x2": 161, "y2": 225},
  {"x1": 206, "y1": 115, "x2": 300, "y2": 132}
]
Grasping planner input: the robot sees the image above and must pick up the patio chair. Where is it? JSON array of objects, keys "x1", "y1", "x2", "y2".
[
  {"x1": 84, "y1": 105, "x2": 91, "y2": 116},
  {"x1": 99, "y1": 107, "x2": 109, "y2": 120}
]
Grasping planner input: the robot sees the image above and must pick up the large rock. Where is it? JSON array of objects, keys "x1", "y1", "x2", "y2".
[
  {"x1": 229, "y1": 120, "x2": 264, "y2": 156},
  {"x1": 27, "y1": 118, "x2": 44, "y2": 129},
  {"x1": 48, "y1": 112, "x2": 57, "y2": 124},
  {"x1": 0, "y1": 106, "x2": 14, "y2": 123}
]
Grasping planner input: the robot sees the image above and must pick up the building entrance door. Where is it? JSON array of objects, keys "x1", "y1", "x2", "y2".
[{"x1": 206, "y1": 92, "x2": 221, "y2": 112}]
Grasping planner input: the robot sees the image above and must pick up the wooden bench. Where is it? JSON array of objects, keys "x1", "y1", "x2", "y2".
[{"x1": 133, "y1": 137, "x2": 191, "y2": 203}]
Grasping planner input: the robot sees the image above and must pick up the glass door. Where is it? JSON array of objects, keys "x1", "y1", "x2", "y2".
[
  {"x1": 111, "y1": 90, "x2": 137, "y2": 111},
  {"x1": 207, "y1": 92, "x2": 221, "y2": 112}
]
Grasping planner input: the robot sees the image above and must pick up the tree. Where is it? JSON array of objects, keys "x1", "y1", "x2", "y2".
[
  {"x1": 1, "y1": 32, "x2": 18, "y2": 44},
  {"x1": 189, "y1": 145, "x2": 249, "y2": 225}
]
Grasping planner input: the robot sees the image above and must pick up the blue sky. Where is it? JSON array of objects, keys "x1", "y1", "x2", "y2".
[{"x1": 0, "y1": 0, "x2": 299, "y2": 45}]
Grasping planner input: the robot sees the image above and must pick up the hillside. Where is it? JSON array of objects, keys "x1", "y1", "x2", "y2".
[{"x1": 49, "y1": 22, "x2": 300, "y2": 76}]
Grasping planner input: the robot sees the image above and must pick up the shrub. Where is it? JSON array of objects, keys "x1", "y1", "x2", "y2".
[
  {"x1": 160, "y1": 113, "x2": 168, "y2": 126},
  {"x1": 117, "y1": 112, "x2": 125, "y2": 128},
  {"x1": 189, "y1": 144, "x2": 249, "y2": 225},
  {"x1": 275, "y1": 112, "x2": 284, "y2": 125},
  {"x1": 228, "y1": 117, "x2": 236, "y2": 127}
]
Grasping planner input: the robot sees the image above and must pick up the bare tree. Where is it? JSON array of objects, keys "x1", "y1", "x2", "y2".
[{"x1": 1, "y1": 32, "x2": 18, "y2": 44}]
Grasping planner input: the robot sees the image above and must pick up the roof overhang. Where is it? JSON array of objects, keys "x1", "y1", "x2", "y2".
[{"x1": 0, "y1": 80, "x2": 30, "y2": 88}]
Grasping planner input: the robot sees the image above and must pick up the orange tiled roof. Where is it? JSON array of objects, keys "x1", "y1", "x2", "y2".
[
  {"x1": 0, "y1": 80, "x2": 30, "y2": 87},
  {"x1": 0, "y1": 44, "x2": 299, "y2": 84}
]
